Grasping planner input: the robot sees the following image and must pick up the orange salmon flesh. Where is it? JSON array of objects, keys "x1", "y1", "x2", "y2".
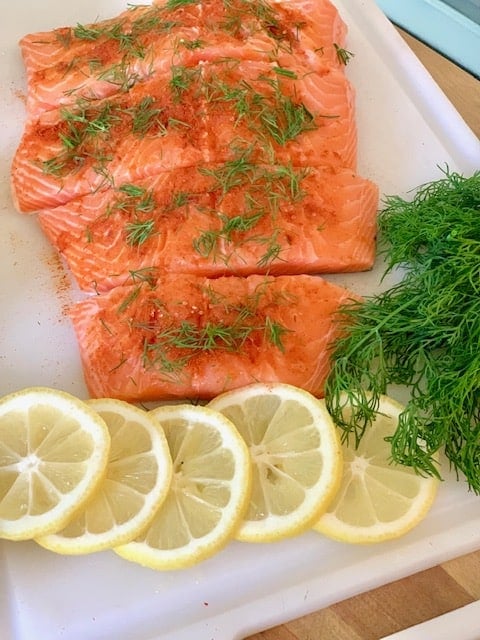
[
  {"x1": 69, "y1": 273, "x2": 358, "y2": 401},
  {"x1": 11, "y1": 0, "x2": 379, "y2": 401}
]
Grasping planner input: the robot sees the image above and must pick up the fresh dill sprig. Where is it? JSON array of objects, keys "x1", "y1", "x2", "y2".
[
  {"x1": 171, "y1": 191, "x2": 190, "y2": 208},
  {"x1": 325, "y1": 169, "x2": 480, "y2": 492},
  {"x1": 107, "y1": 183, "x2": 158, "y2": 246},
  {"x1": 108, "y1": 183, "x2": 155, "y2": 215},
  {"x1": 254, "y1": 86, "x2": 316, "y2": 145},
  {"x1": 72, "y1": 23, "x2": 110, "y2": 41},
  {"x1": 130, "y1": 7, "x2": 164, "y2": 35},
  {"x1": 256, "y1": 236, "x2": 284, "y2": 267},
  {"x1": 264, "y1": 316, "x2": 291, "y2": 351}
]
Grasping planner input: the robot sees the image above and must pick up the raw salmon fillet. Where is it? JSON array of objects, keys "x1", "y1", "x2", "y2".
[
  {"x1": 20, "y1": 0, "x2": 347, "y2": 119},
  {"x1": 69, "y1": 273, "x2": 357, "y2": 401},
  {"x1": 12, "y1": 59, "x2": 356, "y2": 212},
  {"x1": 38, "y1": 165, "x2": 378, "y2": 292},
  {"x1": 12, "y1": 0, "x2": 379, "y2": 404}
]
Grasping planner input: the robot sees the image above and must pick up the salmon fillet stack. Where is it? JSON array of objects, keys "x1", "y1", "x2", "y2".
[{"x1": 11, "y1": 0, "x2": 379, "y2": 401}]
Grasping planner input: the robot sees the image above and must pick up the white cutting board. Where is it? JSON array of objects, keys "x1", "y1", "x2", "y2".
[{"x1": 0, "y1": 1, "x2": 479, "y2": 639}]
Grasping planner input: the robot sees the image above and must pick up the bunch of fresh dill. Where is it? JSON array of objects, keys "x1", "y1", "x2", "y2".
[{"x1": 325, "y1": 169, "x2": 480, "y2": 492}]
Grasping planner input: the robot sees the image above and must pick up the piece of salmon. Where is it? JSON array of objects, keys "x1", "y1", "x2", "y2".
[
  {"x1": 13, "y1": 0, "x2": 379, "y2": 406},
  {"x1": 38, "y1": 165, "x2": 378, "y2": 292},
  {"x1": 12, "y1": 59, "x2": 356, "y2": 212},
  {"x1": 69, "y1": 273, "x2": 357, "y2": 401},
  {"x1": 20, "y1": 0, "x2": 347, "y2": 119}
]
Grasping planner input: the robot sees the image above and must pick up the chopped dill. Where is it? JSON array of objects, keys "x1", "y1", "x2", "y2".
[
  {"x1": 193, "y1": 146, "x2": 308, "y2": 264},
  {"x1": 109, "y1": 354, "x2": 129, "y2": 373},
  {"x1": 59, "y1": 101, "x2": 121, "y2": 151},
  {"x1": 253, "y1": 87, "x2": 316, "y2": 145},
  {"x1": 273, "y1": 66, "x2": 298, "y2": 79},
  {"x1": 221, "y1": 0, "x2": 288, "y2": 45},
  {"x1": 204, "y1": 73, "x2": 317, "y2": 146},
  {"x1": 110, "y1": 183, "x2": 156, "y2": 216},
  {"x1": 97, "y1": 59, "x2": 142, "y2": 91},
  {"x1": 172, "y1": 191, "x2": 190, "y2": 208},
  {"x1": 257, "y1": 237, "x2": 283, "y2": 267},
  {"x1": 142, "y1": 310, "x2": 289, "y2": 371},
  {"x1": 264, "y1": 316, "x2": 291, "y2": 351},
  {"x1": 125, "y1": 219, "x2": 157, "y2": 246},
  {"x1": 334, "y1": 43, "x2": 354, "y2": 65},
  {"x1": 40, "y1": 100, "x2": 121, "y2": 178},
  {"x1": 128, "y1": 96, "x2": 166, "y2": 136},
  {"x1": 128, "y1": 267, "x2": 159, "y2": 287},
  {"x1": 164, "y1": 0, "x2": 199, "y2": 11},
  {"x1": 180, "y1": 38, "x2": 204, "y2": 50},
  {"x1": 72, "y1": 23, "x2": 108, "y2": 41},
  {"x1": 117, "y1": 285, "x2": 142, "y2": 313},
  {"x1": 169, "y1": 65, "x2": 201, "y2": 101},
  {"x1": 136, "y1": 278, "x2": 292, "y2": 375},
  {"x1": 193, "y1": 210, "x2": 265, "y2": 259}
]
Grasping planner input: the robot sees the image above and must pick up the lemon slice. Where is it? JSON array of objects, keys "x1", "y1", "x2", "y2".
[
  {"x1": 0, "y1": 387, "x2": 110, "y2": 541},
  {"x1": 208, "y1": 383, "x2": 343, "y2": 543},
  {"x1": 314, "y1": 394, "x2": 439, "y2": 543},
  {"x1": 36, "y1": 398, "x2": 173, "y2": 554},
  {"x1": 114, "y1": 404, "x2": 251, "y2": 570}
]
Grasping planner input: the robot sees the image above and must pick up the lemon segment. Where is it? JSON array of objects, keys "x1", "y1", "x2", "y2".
[
  {"x1": 36, "y1": 399, "x2": 173, "y2": 554},
  {"x1": 314, "y1": 394, "x2": 439, "y2": 543},
  {"x1": 208, "y1": 383, "x2": 343, "y2": 543},
  {"x1": 0, "y1": 387, "x2": 110, "y2": 541},
  {"x1": 114, "y1": 404, "x2": 251, "y2": 570}
]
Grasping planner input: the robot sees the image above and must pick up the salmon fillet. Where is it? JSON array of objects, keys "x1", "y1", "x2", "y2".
[
  {"x1": 69, "y1": 273, "x2": 356, "y2": 401},
  {"x1": 12, "y1": 0, "x2": 378, "y2": 405},
  {"x1": 38, "y1": 165, "x2": 378, "y2": 292},
  {"x1": 20, "y1": 0, "x2": 347, "y2": 119},
  {"x1": 12, "y1": 59, "x2": 356, "y2": 212}
]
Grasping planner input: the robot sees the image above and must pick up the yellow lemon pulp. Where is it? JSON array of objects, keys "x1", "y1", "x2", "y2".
[
  {"x1": 0, "y1": 387, "x2": 110, "y2": 541},
  {"x1": 36, "y1": 398, "x2": 172, "y2": 554},
  {"x1": 115, "y1": 404, "x2": 251, "y2": 570},
  {"x1": 209, "y1": 383, "x2": 343, "y2": 543},
  {"x1": 314, "y1": 393, "x2": 439, "y2": 543}
]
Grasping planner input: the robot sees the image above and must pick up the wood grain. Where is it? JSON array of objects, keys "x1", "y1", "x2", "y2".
[
  {"x1": 245, "y1": 25, "x2": 480, "y2": 640},
  {"x1": 246, "y1": 552, "x2": 480, "y2": 640},
  {"x1": 399, "y1": 30, "x2": 480, "y2": 139}
]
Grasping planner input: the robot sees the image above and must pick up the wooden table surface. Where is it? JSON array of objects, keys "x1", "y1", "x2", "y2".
[{"x1": 246, "y1": 28, "x2": 480, "y2": 640}]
